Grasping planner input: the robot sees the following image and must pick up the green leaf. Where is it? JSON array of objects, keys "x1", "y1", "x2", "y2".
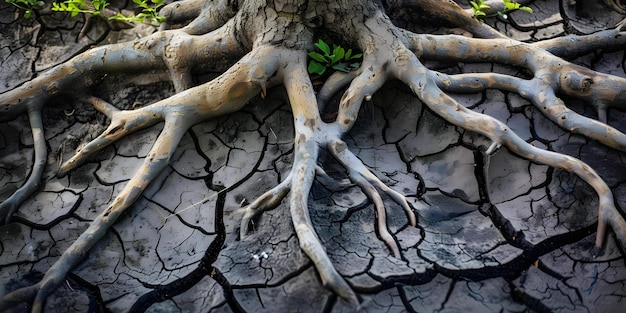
[
  {"x1": 519, "y1": 6, "x2": 533, "y2": 13},
  {"x1": 331, "y1": 63, "x2": 346, "y2": 72},
  {"x1": 345, "y1": 48, "x2": 353, "y2": 60},
  {"x1": 97, "y1": 0, "x2": 110, "y2": 11},
  {"x1": 471, "y1": 0, "x2": 490, "y2": 15},
  {"x1": 315, "y1": 39, "x2": 331, "y2": 56},
  {"x1": 346, "y1": 52, "x2": 362, "y2": 60},
  {"x1": 308, "y1": 60, "x2": 327, "y2": 75},
  {"x1": 332, "y1": 45, "x2": 344, "y2": 63},
  {"x1": 308, "y1": 51, "x2": 329, "y2": 63},
  {"x1": 470, "y1": 1, "x2": 480, "y2": 11},
  {"x1": 109, "y1": 12, "x2": 126, "y2": 20}
]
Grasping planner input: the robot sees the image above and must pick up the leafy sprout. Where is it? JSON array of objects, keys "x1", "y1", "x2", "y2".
[
  {"x1": 48, "y1": 0, "x2": 166, "y2": 25},
  {"x1": 5, "y1": 0, "x2": 45, "y2": 18},
  {"x1": 110, "y1": 0, "x2": 166, "y2": 26},
  {"x1": 307, "y1": 39, "x2": 363, "y2": 76},
  {"x1": 51, "y1": 0, "x2": 110, "y2": 17},
  {"x1": 470, "y1": 0, "x2": 533, "y2": 22}
]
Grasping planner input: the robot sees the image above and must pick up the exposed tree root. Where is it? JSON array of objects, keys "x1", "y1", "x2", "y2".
[
  {"x1": 1, "y1": 44, "x2": 282, "y2": 312},
  {"x1": 0, "y1": 14, "x2": 244, "y2": 224},
  {"x1": 159, "y1": 0, "x2": 239, "y2": 34},
  {"x1": 0, "y1": 107, "x2": 46, "y2": 224},
  {"x1": 1, "y1": 0, "x2": 626, "y2": 311}
]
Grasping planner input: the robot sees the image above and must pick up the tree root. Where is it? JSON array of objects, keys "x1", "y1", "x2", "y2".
[
  {"x1": 159, "y1": 0, "x2": 239, "y2": 35},
  {"x1": 433, "y1": 71, "x2": 626, "y2": 151},
  {"x1": 2, "y1": 0, "x2": 626, "y2": 310},
  {"x1": 327, "y1": 138, "x2": 418, "y2": 258},
  {"x1": 0, "y1": 107, "x2": 46, "y2": 224},
  {"x1": 0, "y1": 12, "x2": 244, "y2": 225},
  {"x1": 239, "y1": 50, "x2": 420, "y2": 303},
  {"x1": 0, "y1": 44, "x2": 281, "y2": 312},
  {"x1": 239, "y1": 171, "x2": 292, "y2": 236},
  {"x1": 408, "y1": 28, "x2": 626, "y2": 143},
  {"x1": 409, "y1": 68, "x2": 626, "y2": 252}
]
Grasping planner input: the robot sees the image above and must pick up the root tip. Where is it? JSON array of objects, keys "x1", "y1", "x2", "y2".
[
  {"x1": 239, "y1": 227, "x2": 248, "y2": 239},
  {"x1": 56, "y1": 168, "x2": 69, "y2": 179}
]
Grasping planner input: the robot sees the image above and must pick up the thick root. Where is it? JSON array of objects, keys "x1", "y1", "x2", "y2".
[
  {"x1": 0, "y1": 22, "x2": 244, "y2": 119},
  {"x1": 395, "y1": 54, "x2": 626, "y2": 251},
  {"x1": 1, "y1": 45, "x2": 281, "y2": 310},
  {"x1": 331, "y1": 5, "x2": 626, "y2": 253},
  {"x1": 432, "y1": 72, "x2": 626, "y2": 150},
  {"x1": 240, "y1": 172, "x2": 292, "y2": 237},
  {"x1": 409, "y1": 29, "x2": 626, "y2": 115},
  {"x1": 241, "y1": 49, "x2": 419, "y2": 303},
  {"x1": 387, "y1": 0, "x2": 508, "y2": 39},
  {"x1": 328, "y1": 139, "x2": 419, "y2": 258},
  {"x1": 3, "y1": 0, "x2": 626, "y2": 311},
  {"x1": 160, "y1": 0, "x2": 238, "y2": 35},
  {"x1": 0, "y1": 108, "x2": 46, "y2": 224},
  {"x1": 0, "y1": 19, "x2": 245, "y2": 223}
]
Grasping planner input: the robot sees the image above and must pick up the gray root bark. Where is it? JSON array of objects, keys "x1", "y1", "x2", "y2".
[{"x1": 1, "y1": 0, "x2": 626, "y2": 311}]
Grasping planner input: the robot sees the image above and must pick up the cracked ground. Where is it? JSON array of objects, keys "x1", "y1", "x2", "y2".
[{"x1": 1, "y1": 1, "x2": 626, "y2": 312}]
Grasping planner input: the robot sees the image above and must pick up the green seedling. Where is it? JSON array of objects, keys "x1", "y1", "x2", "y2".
[
  {"x1": 109, "y1": 0, "x2": 165, "y2": 26},
  {"x1": 50, "y1": 0, "x2": 165, "y2": 25},
  {"x1": 307, "y1": 39, "x2": 363, "y2": 76},
  {"x1": 6, "y1": 0, "x2": 45, "y2": 18},
  {"x1": 51, "y1": 0, "x2": 109, "y2": 17},
  {"x1": 470, "y1": 0, "x2": 533, "y2": 22}
]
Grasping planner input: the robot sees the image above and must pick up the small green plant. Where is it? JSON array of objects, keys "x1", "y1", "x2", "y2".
[
  {"x1": 470, "y1": 0, "x2": 533, "y2": 22},
  {"x1": 51, "y1": 0, "x2": 109, "y2": 17},
  {"x1": 110, "y1": 0, "x2": 165, "y2": 26},
  {"x1": 307, "y1": 39, "x2": 362, "y2": 76},
  {"x1": 50, "y1": 0, "x2": 165, "y2": 25},
  {"x1": 5, "y1": 0, "x2": 45, "y2": 18}
]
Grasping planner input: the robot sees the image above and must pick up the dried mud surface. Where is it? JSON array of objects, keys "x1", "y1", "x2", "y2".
[{"x1": 1, "y1": 1, "x2": 625, "y2": 312}]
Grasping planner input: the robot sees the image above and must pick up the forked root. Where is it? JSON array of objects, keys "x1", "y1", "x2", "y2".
[
  {"x1": 328, "y1": 139, "x2": 418, "y2": 258},
  {"x1": 240, "y1": 172, "x2": 292, "y2": 237},
  {"x1": 397, "y1": 55, "x2": 626, "y2": 252},
  {"x1": 0, "y1": 16, "x2": 246, "y2": 225},
  {"x1": 237, "y1": 141, "x2": 360, "y2": 301},
  {"x1": 241, "y1": 52, "x2": 420, "y2": 304},
  {"x1": 290, "y1": 138, "x2": 359, "y2": 304},
  {"x1": 1, "y1": 46, "x2": 282, "y2": 312},
  {"x1": 240, "y1": 134, "x2": 420, "y2": 260},
  {"x1": 433, "y1": 72, "x2": 626, "y2": 152},
  {"x1": 0, "y1": 107, "x2": 46, "y2": 224},
  {"x1": 4, "y1": 0, "x2": 626, "y2": 310},
  {"x1": 159, "y1": 0, "x2": 237, "y2": 35}
]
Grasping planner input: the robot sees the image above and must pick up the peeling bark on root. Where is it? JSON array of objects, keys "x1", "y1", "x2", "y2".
[{"x1": 1, "y1": 0, "x2": 626, "y2": 311}]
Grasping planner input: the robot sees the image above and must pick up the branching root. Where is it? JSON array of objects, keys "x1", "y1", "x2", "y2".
[
  {"x1": 2, "y1": 0, "x2": 626, "y2": 311},
  {"x1": 1, "y1": 43, "x2": 281, "y2": 312}
]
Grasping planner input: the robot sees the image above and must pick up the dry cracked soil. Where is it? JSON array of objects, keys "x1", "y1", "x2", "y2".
[{"x1": 1, "y1": 1, "x2": 626, "y2": 312}]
